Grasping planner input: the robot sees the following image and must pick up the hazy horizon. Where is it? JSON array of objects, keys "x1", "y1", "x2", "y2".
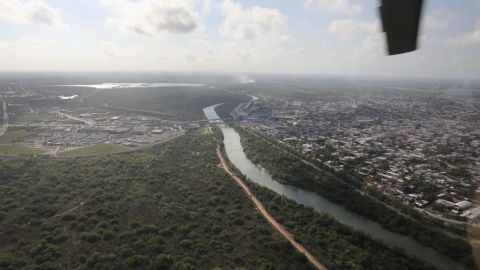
[{"x1": 0, "y1": 0, "x2": 479, "y2": 79}]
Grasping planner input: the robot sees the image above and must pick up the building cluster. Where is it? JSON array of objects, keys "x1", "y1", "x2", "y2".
[
  {"x1": 15, "y1": 110, "x2": 194, "y2": 150},
  {"x1": 241, "y1": 90, "x2": 480, "y2": 223},
  {"x1": 0, "y1": 84, "x2": 199, "y2": 154}
]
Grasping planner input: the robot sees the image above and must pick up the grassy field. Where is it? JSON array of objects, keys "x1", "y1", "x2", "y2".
[
  {"x1": 13, "y1": 113, "x2": 56, "y2": 123},
  {"x1": 58, "y1": 144, "x2": 129, "y2": 156},
  {"x1": 0, "y1": 128, "x2": 38, "y2": 144},
  {"x1": 0, "y1": 146, "x2": 46, "y2": 155}
]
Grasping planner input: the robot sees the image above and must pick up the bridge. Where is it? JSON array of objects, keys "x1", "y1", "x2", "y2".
[{"x1": 168, "y1": 117, "x2": 234, "y2": 124}]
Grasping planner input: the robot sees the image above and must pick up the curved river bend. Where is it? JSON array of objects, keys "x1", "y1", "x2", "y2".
[{"x1": 203, "y1": 104, "x2": 467, "y2": 270}]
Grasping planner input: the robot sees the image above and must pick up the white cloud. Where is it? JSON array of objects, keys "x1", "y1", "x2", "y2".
[
  {"x1": 423, "y1": 15, "x2": 447, "y2": 30},
  {"x1": 201, "y1": 0, "x2": 213, "y2": 13},
  {"x1": 304, "y1": 0, "x2": 363, "y2": 16},
  {"x1": 421, "y1": 7, "x2": 458, "y2": 32},
  {"x1": 101, "y1": 42, "x2": 122, "y2": 58},
  {"x1": 361, "y1": 34, "x2": 383, "y2": 52},
  {"x1": 290, "y1": 47, "x2": 304, "y2": 55},
  {"x1": 0, "y1": 0, "x2": 68, "y2": 29},
  {"x1": 419, "y1": 35, "x2": 436, "y2": 47},
  {"x1": 328, "y1": 19, "x2": 379, "y2": 40},
  {"x1": 19, "y1": 37, "x2": 61, "y2": 49},
  {"x1": 219, "y1": 0, "x2": 287, "y2": 41},
  {"x1": 101, "y1": 0, "x2": 201, "y2": 36},
  {"x1": 446, "y1": 21, "x2": 480, "y2": 46},
  {"x1": 185, "y1": 54, "x2": 197, "y2": 62}
]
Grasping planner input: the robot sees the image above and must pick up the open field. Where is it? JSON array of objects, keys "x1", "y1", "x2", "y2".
[
  {"x1": 0, "y1": 145, "x2": 46, "y2": 155},
  {"x1": 0, "y1": 128, "x2": 38, "y2": 144},
  {"x1": 13, "y1": 113, "x2": 56, "y2": 123},
  {"x1": 57, "y1": 144, "x2": 129, "y2": 156}
]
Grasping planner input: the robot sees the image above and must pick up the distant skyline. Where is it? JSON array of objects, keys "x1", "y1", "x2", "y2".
[{"x1": 0, "y1": 0, "x2": 479, "y2": 79}]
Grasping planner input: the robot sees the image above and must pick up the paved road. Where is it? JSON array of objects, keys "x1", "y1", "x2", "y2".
[
  {"x1": 0, "y1": 101, "x2": 8, "y2": 137},
  {"x1": 50, "y1": 131, "x2": 186, "y2": 158},
  {"x1": 216, "y1": 145, "x2": 327, "y2": 270},
  {"x1": 56, "y1": 110, "x2": 94, "y2": 126}
]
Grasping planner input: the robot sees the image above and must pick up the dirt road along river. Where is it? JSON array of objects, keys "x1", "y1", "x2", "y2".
[{"x1": 216, "y1": 145, "x2": 327, "y2": 270}]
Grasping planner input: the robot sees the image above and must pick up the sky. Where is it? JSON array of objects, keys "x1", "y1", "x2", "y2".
[{"x1": 0, "y1": 0, "x2": 479, "y2": 79}]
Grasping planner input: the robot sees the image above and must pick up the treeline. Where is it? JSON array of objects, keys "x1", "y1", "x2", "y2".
[
  {"x1": 0, "y1": 131, "x2": 313, "y2": 270},
  {"x1": 248, "y1": 182, "x2": 438, "y2": 270},
  {"x1": 235, "y1": 126, "x2": 475, "y2": 269},
  {"x1": 91, "y1": 87, "x2": 249, "y2": 121},
  {"x1": 243, "y1": 127, "x2": 468, "y2": 237},
  {"x1": 239, "y1": 126, "x2": 469, "y2": 236},
  {"x1": 213, "y1": 126, "x2": 438, "y2": 269},
  {"x1": 362, "y1": 186, "x2": 467, "y2": 236}
]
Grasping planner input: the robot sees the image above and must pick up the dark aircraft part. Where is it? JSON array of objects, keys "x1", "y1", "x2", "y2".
[{"x1": 380, "y1": 0, "x2": 424, "y2": 55}]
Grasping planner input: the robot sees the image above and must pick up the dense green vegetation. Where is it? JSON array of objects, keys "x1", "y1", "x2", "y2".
[
  {"x1": 0, "y1": 130, "x2": 315, "y2": 270},
  {"x1": 57, "y1": 144, "x2": 129, "y2": 157},
  {"x1": 247, "y1": 182, "x2": 437, "y2": 270},
  {"x1": 0, "y1": 128, "x2": 38, "y2": 144},
  {"x1": 236, "y1": 126, "x2": 475, "y2": 268},
  {"x1": 91, "y1": 87, "x2": 249, "y2": 121},
  {"x1": 0, "y1": 146, "x2": 46, "y2": 155}
]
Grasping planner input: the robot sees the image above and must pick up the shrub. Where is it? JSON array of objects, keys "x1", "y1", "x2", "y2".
[
  {"x1": 87, "y1": 217, "x2": 99, "y2": 225},
  {"x1": 175, "y1": 261, "x2": 197, "y2": 270},
  {"x1": 179, "y1": 239, "x2": 193, "y2": 249},
  {"x1": 125, "y1": 255, "x2": 147, "y2": 268},
  {"x1": 0, "y1": 253, "x2": 24, "y2": 269},
  {"x1": 62, "y1": 213, "x2": 77, "y2": 222},
  {"x1": 154, "y1": 254, "x2": 174, "y2": 270},
  {"x1": 135, "y1": 224, "x2": 159, "y2": 235},
  {"x1": 80, "y1": 232, "x2": 101, "y2": 243},
  {"x1": 51, "y1": 233, "x2": 68, "y2": 243},
  {"x1": 102, "y1": 230, "x2": 115, "y2": 241},
  {"x1": 98, "y1": 222, "x2": 109, "y2": 229},
  {"x1": 147, "y1": 236, "x2": 165, "y2": 252},
  {"x1": 132, "y1": 239, "x2": 145, "y2": 250},
  {"x1": 30, "y1": 219, "x2": 43, "y2": 227},
  {"x1": 86, "y1": 252, "x2": 115, "y2": 268},
  {"x1": 117, "y1": 245, "x2": 134, "y2": 257}
]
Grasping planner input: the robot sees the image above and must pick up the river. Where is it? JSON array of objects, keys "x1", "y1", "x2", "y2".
[{"x1": 203, "y1": 104, "x2": 468, "y2": 270}]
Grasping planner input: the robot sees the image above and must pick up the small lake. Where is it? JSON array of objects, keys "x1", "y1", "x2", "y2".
[{"x1": 56, "y1": 83, "x2": 204, "y2": 89}]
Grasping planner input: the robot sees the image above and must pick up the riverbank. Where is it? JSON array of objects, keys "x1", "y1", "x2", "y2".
[
  {"x1": 216, "y1": 144, "x2": 327, "y2": 270},
  {"x1": 211, "y1": 124, "x2": 439, "y2": 269},
  {"x1": 203, "y1": 103, "x2": 473, "y2": 270},
  {"x1": 235, "y1": 124, "x2": 474, "y2": 269}
]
